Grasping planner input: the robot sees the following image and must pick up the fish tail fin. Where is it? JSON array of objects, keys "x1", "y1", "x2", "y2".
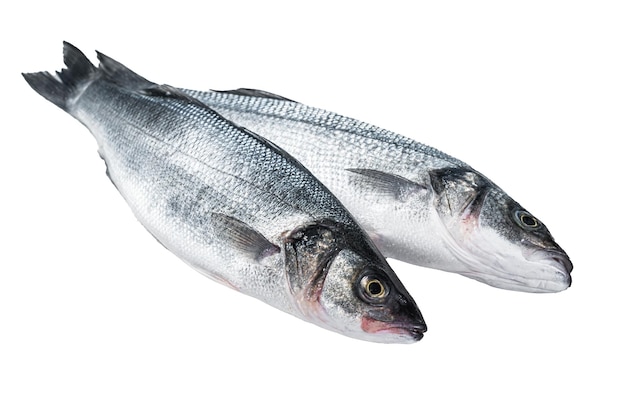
[
  {"x1": 22, "y1": 41, "x2": 96, "y2": 111},
  {"x1": 95, "y1": 50, "x2": 153, "y2": 90}
]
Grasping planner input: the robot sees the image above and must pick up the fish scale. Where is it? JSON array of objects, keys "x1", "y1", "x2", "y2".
[
  {"x1": 184, "y1": 87, "x2": 573, "y2": 293},
  {"x1": 23, "y1": 42, "x2": 426, "y2": 343}
]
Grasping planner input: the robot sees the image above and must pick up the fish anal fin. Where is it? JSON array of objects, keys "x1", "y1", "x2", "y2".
[
  {"x1": 346, "y1": 168, "x2": 425, "y2": 202},
  {"x1": 211, "y1": 213, "x2": 280, "y2": 261}
]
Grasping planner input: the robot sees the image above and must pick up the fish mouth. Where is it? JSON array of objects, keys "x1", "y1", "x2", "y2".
[
  {"x1": 458, "y1": 247, "x2": 573, "y2": 293},
  {"x1": 434, "y1": 198, "x2": 574, "y2": 292},
  {"x1": 361, "y1": 316, "x2": 427, "y2": 342},
  {"x1": 526, "y1": 248, "x2": 573, "y2": 289},
  {"x1": 408, "y1": 325, "x2": 427, "y2": 341},
  {"x1": 530, "y1": 249, "x2": 573, "y2": 274}
]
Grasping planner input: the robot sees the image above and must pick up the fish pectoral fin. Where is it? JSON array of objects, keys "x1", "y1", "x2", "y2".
[
  {"x1": 211, "y1": 213, "x2": 280, "y2": 261},
  {"x1": 212, "y1": 88, "x2": 296, "y2": 102},
  {"x1": 346, "y1": 168, "x2": 425, "y2": 202}
]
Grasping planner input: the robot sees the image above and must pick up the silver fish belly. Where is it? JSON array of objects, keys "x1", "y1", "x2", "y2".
[
  {"x1": 23, "y1": 43, "x2": 426, "y2": 343},
  {"x1": 183, "y1": 88, "x2": 573, "y2": 293}
]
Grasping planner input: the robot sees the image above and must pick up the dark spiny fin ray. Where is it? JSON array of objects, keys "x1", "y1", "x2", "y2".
[
  {"x1": 211, "y1": 213, "x2": 280, "y2": 261},
  {"x1": 22, "y1": 41, "x2": 96, "y2": 111},
  {"x1": 346, "y1": 169, "x2": 425, "y2": 202},
  {"x1": 213, "y1": 88, "x2": 296, "y2": 102}
]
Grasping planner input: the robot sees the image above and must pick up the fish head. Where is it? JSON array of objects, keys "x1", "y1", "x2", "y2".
[
  {"x1": 284, "y1": 221, "x2": 426, "y2": 343},
  {"x1": 429, "y1": 167, "x2": 573, "y2": 293}
]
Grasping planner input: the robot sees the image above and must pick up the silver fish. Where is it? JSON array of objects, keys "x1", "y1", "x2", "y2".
[
  {"x1": 182, "y1": 88, "x2": 573, "y2": 293},
  {"x1": 23, "y1": 43, "x2": 426, "y2": 343}
]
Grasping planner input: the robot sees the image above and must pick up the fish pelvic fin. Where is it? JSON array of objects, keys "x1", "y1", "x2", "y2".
[{"x1": 22, "y1": 41, "x2": 96, "y2": 111}]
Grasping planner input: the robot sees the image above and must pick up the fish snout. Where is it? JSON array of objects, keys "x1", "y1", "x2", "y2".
[
  {"x1": 551, "y1": 253, "x2": 573, "y2": 275},
  {"x1": 527, "y1": 248, "x2": 573, "y2": 291},
  {"x1": 410, "y1": 322, "x2": 428, "y2": 341}
]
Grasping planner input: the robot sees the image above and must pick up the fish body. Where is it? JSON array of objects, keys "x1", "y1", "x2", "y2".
[
  {"x1": 183, "y1": 88, "x2": 573, "y2": 293},
  {"x1": 23, "y1": 43, "x2": 426, "y2": 343}
]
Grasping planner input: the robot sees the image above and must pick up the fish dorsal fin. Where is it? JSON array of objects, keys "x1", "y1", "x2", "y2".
[
  {"x1": 346, "y1": 169, "x2": 425, "y2": 202},
  {"x1": 140, "y1": 83, "x2": 208, "y2": 104},
  {"x1": 96, "y1": 51, "x2": 208, "y2": 108},
  {"x1": 141, "y1": 84, "x2": 182, "y2": 98},
  {"x1": 213, "y1": 88, "x2": 295, "y2": 102},
  {"x1": 211, "y1": 213, "x2": 280, "y2": 261}
]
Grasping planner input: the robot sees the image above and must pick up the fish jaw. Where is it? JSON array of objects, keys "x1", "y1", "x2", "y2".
[
  {"x1": 181, "y1": 88, "x2": 573, "y2": 293},
  {"x1": 360, "y1": 316, "x2": 426, "y2": 343},
  {"x1": 282, "y1": 224, "x2": 428, "y2": 343},
  {"x1": 458, "y1": 255, "x2": 572, "y2": 293},
  {"x1": 307, "y1": 248, "x2": 427, "y2": 344},
  {"x1": 439, "y1": 213, "x2": 573, "y2": 293},
  {"x1": 516, "y1": 247, "x2": 573, "y2": 292},
  {"x1": 427, "y1": 168, "x2": 573, "y2": 293},
  {"x1": 25, "y1": 43, "x2": 427, "y2": 344}
]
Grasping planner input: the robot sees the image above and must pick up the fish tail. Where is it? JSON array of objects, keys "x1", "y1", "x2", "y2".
[
  {"x1": 22, "y1": 41, "x2": 96, "y2": 111},
  {"x1": 95, "y1": 50, "x2": 153, "y2": 90}
]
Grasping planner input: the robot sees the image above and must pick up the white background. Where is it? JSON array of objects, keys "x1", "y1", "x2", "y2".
[{"x1": 2, "y1": 1, "x2": 624, "y2": 416}]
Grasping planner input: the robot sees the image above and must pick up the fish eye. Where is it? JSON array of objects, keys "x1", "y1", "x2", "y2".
[
  {"x1": 359, "y1": 273, "x2": 388, "y2": 301},
  {"x1": 515, "y1": 210, "x2": 540, "y2": 229}
]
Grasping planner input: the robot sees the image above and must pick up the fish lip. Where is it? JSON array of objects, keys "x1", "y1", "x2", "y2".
[
  {"x1": 408, "y1": 324, "x2": 427, "y2": 341},
  {"x1": 526, "y1": 248, "x2": 573, "y2": 287},
  {"x1": 550, "y1": 252, "x2": 573, "y2": 275},
  {"x1": 361, "y1": 316, "x2": 427, "y2": 342}
]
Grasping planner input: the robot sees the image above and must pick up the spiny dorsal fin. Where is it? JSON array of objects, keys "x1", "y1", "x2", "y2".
[
  {"x1": 140, "y1": 84, "x2": 210, "y2": 105},
  {"x1": 346, "y1": 169, "x2": 425, "y2": 202},
  {"x1": 213, "y1": 88, "x2": 295, "y2": 102},
  {"x1": 211, "y1": 213, "x2": 280, "y2": 261}
]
